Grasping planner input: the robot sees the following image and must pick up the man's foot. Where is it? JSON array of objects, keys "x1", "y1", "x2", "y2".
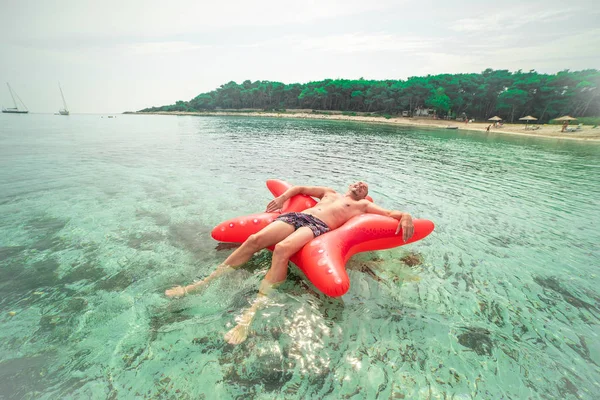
[
  {"x1": 165, "y1": 264, "x2": 236, "y2": 298},
  {"x1": 165, "y1": 276, "x2": 216, "y2": 298},
  {"x1": 224, "y1": 324, "x2": 250, "y2": 345}
]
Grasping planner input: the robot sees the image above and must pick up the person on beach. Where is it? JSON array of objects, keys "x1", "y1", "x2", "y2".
[{"x1": 165, "y1": 182, "x2": 414, "y2": 344}]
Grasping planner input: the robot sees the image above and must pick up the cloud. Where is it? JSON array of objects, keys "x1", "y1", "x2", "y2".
[
  {"x1": 0, "y1": 0, "x2": 400, "y2": 41},
  {"x1": 247, "y1": 33, "x2": 440, "y2": 54},
  {"x1": 415, "y1": 28, "x2": 600, "y2": 74},
  {"x1": 298, "y1": 33, "x2": 440, "y2": 53},
  {"x1": 487, "y1": 28, "x2": 600, "y2": 65},
  {"x1": 124, "y1": 41, "x2": 212, "y2": 54},
  {"x1": 450, "y1": 5, "x2": 579, "y2": 33},
  {"x1": 414, "y1": 52, "x2": 487, "y2": 74}
]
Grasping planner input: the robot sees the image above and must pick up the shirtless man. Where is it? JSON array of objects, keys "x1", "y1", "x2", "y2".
[{"x1": 165, "y1": 182, "x2": 414, "y2": 344}]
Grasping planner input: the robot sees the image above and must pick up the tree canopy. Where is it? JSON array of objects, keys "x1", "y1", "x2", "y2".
[{"x1": 139, "y1": 69, "x2": 600, "y2": 123}]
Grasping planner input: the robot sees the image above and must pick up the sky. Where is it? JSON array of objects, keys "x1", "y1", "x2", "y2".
[{"x1": 1, "y1": 0, "x2": 598, "y2": 113}]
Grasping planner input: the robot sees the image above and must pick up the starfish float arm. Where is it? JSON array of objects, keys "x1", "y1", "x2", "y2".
[
  {"x1": 364, "y1": 201, "x2": 414, "y2": 241},
  {"x1": 291, "y1": 214, "x2": 434, "y2": 296},
  {"x1": 267, "y1": 185, "x2": 334, "y2": 212},
  {"x1": 211, "y1": 180, "x2": 319, "y2": 242}
]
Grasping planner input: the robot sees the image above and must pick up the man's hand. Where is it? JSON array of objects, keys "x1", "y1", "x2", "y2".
[
  {"x1": 266, "y1": 196, "x2": 285, "y2": 213},
  {"x1": 396, "y1": 215, "x2": 414, "y2": 242}
]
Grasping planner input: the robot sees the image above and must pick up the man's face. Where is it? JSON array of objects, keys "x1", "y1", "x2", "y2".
[{"x1": 348, "y1": 181, "x2": 369, "y2": 199}]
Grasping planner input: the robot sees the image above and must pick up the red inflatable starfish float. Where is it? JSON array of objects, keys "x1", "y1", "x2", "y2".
[{"x1": 211, "y1": 180, "x2": 434, "y2": 297}]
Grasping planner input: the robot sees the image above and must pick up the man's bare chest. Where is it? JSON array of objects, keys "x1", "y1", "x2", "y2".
[{"x1": 319, "y1": 196, "x2": 357, "y2": 211}]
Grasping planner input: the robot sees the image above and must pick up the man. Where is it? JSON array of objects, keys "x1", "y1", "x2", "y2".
[{"x1": 165, "y1": 182, "x2": 414, "y2": 344}]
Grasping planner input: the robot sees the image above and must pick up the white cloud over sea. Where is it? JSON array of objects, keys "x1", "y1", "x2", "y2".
[{"x1": 1, "y1": 0, "x2": 598, "y2": 113}]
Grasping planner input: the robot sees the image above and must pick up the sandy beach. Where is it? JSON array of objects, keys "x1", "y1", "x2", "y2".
[{"x1": 132, "y1": 111, "x2": 600, "y2": 142}]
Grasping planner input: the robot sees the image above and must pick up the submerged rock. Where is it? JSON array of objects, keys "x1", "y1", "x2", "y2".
[
  {"x1": 457, "y1": 327, "x2": 494, "y2": 356},
  {"x1": 400, "y1": 252, "x2": 424, "y2": 267}
]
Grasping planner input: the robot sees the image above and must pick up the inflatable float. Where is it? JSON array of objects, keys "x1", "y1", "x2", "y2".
[{"x1": 211, "y1": 180, "x2": 434, "y2": 297}]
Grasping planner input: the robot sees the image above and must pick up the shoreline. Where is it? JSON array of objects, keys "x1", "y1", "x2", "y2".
[{"x1": 127, "y1": 111, "x2": 600, "y2": 142}]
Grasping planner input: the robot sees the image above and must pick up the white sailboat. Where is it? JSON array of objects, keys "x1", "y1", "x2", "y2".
[
  {"x1": 57, "y1": 83, "x2": 69, "y2": 115},
  {"x1": 2, "y1": 83, "x2": 29, "y2": 114}
]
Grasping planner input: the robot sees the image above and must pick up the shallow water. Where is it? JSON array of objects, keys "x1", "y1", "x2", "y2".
[{"x1": 0, "y1": 114, "x2": 599, "y2": 399}]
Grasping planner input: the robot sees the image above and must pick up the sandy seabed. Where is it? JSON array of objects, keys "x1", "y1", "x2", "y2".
[{"x1": 133, "y1": 111, "x2": 600, "y2": 142}]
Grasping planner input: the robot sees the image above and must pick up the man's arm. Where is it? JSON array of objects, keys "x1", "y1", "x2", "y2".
[
  {"x1": 364, "y1": 202, "x2": 414, "y2": 242},
  {"x1": 266, "y1": 185, "x2": 334, "y2": 212}
]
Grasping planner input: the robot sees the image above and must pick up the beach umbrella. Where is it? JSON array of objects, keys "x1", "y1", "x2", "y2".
[
  {"x1": 554, "y1": 115, "x2": 577, "y2": 121},
  {"x1": 554, "y1": 115, "x2": 578, "y2": 131},
  {"x1": 488, "y1": 116, "x2": 502, "y2": 121},
  {"x1": 519, "y1": 115, "x2": 537, "y2": 121},
  {"x1": 519, "y1": 115, "x2": 537, "y2": 128}
]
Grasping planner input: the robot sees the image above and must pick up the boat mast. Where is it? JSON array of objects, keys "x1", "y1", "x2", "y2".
[
  {"x1": 14, "y1": 91, "x2": 28, "y2": 111},
  {"x1": 7, "y1": 83, "x2": 18, "y2": 109},
  {"x1": 59, "y1": 82, "x2": 69, "y2": 112},
  {"x1": 6, "y1": 83, "x2": 28, "y2": 111}
]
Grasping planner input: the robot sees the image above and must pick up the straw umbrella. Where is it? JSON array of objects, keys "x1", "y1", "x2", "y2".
[
  {"x1": 488, "y1": 116, "x2": 502, "y2": 127},
  {"x1": 519, "y1": 115, "x2": 537, "y2": 129},
  {"x1": 554, "y1": 115, "x2": 577, "y2": 131},
  {"x1": 554, "y1": 115, "x2": 577, "y2": 121}
]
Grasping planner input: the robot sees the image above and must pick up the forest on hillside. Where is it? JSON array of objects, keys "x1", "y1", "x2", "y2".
[{"x1": 139, "y1": 69, "x2": 600, "y2": 123}]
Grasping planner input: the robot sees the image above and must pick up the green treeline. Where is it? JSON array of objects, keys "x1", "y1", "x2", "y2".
[{"x1": 140, "y1": 69, "x2": 600, "y2": 123}]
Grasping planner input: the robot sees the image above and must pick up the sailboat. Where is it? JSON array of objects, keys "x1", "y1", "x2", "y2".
[
  {"x1": 2, "y1": 83, "x2": 29, "y2": 114},
  {"x1": 57, "y1": 83, "x2": 69, "y2": 115}
]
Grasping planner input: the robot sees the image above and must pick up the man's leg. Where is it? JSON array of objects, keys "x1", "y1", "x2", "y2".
[
  {"x1": 225, "y1": 227, "x2": 315, "y2": 344},
  {"x1": 165, "y1": 221, "x2": 295, "y2": 298},
  {"x1": 222, "y1": 221, "x2": 296, "y2": 267}
]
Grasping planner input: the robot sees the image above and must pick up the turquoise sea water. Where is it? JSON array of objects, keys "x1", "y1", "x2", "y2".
[{"x1": 0, "y1": 114, "x2": 599, "y2": 399}]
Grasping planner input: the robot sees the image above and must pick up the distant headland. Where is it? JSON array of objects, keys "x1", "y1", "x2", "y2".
[{"x1": 131, "y1": 69, "x2": 600, "y2": 141}]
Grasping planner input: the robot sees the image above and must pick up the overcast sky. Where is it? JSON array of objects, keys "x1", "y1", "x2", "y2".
[{"x1": 1, "y1": 0, "x2": 598, "y2": 113}]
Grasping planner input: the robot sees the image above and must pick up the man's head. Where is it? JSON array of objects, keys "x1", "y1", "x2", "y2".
[{"x1": 347, "y1": 181, "x2": 369, "y2": 200}]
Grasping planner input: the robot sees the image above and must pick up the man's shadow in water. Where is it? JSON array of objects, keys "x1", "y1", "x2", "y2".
[
  {"x1": 173, "y1": 246, "x2": 426, "y2": 394},
  {"x1": 219, "y1": 248, "x2": 427, "y2": 393}
]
